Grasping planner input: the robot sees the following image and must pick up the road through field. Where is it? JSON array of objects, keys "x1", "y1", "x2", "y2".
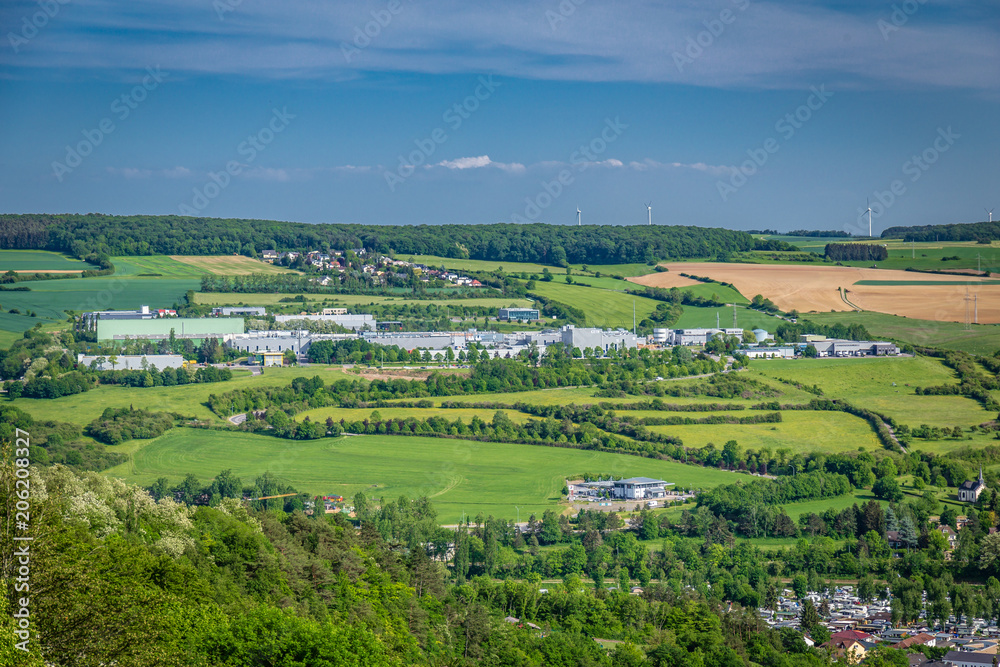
[{"x1": 631, "y1": 263, "x2": 1000, "y2": 322}]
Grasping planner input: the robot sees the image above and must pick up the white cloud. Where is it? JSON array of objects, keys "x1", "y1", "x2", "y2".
[{"x1": 434, "y1": 155, "x2": 526, "y2": 172}]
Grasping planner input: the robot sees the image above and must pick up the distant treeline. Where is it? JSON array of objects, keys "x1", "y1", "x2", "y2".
[
  {"x1": 0, "y1": 213, "x2": 756, "y2": 265},
  {"x1": 787, "y1": 230, "x2": 853, "y2": 238},
  {"x1": 882, "y1": 220, "x2": 1000, "y2": 242},
  {"x1": 825, "y1": 243, "x2": 889, "y2": 262}
]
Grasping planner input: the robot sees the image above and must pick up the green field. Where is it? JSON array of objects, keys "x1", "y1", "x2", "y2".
[
  {"x1": 0, "y1": 249, "x2": 98, "y2": 271},
  {"x1": 649, "y1": 411, "x2": 881, "y2": 454},
  {"x1": 9, "y1": 366, "x2": 354, "y2": 427},
  {"x1": 113, "y1": 256, "x2": 211, "y2": 277},
  {"x1": 0, "y1": 277, "x2": 200, "y2": 323},
  {"x1": 107, "y1": 429, "x2": 743, "y2": 522},
  {"x1": 527, "y1": 281, "x2": 660, "y2": 328},
  {"x1": 575, "y1": 263, "x2": 658, "y2": 278},
  {"x1": 192, "y1": 292, "x2": 531, "y2": 310},
  {"x1": 747, "y1": 356, "x2": 994, "y2": 428},
  {"x1": 673, "y1": 305, "x2": 786, "y2": 330},
  {"x1": 780, "y1": 489, "x2": 884, "y2": 521},
  {"x1": 805, "y1": 311, "x2": 1000, "y2": 355},
  {"x1": 299, "y1": 405, "x2": 538, "y2": 425},
  {"x1": 759, "y1": 237, "x2": 1000, "y2": 273}
]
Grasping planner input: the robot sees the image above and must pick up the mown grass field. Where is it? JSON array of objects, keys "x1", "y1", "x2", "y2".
[
  {"x1": 170, "y1": 255, "x2": 300, "y2": 275},
  {"x1": 648, "y1": 411, "x2": 881, "y2": 454},
  {"x1": 0, "y1": 249, "x2": 98, "y2": 272},
  {"x1": 779, "y1": 489, "x2": 883, "y2": 521},
  {"x1": 747, "y1": 356, "x2": 994, "y2": 430},
  {"x1": 298, "y1": 406, "x2": 538, "y2": 425},
  {"x1": 805, "y1": 311, "x2": 1000, "y2": 355},
  {"x1": 0, "y1": 277, "x2": 200, "y2": 323},
  {"x1": 108, "y1": 429, "x2": 742, "y2": 522},
  {"x1": 113, "y1": 256, "x2": 212, "y2": 277},
  {"x1": 405, "y1": 255, "x2": 560, "y2": 275},
  {"x1": 527, "y1": 281, "x2": 661, "y2": 328}
]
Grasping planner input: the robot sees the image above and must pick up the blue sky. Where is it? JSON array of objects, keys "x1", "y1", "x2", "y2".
[{"x1": 1, "y1": 0, "x2": 997, "y2": 233}]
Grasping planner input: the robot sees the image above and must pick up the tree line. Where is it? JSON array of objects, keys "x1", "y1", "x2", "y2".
[
  {"x1": 824, "y1": 243, "x2": 889, "y2": 262},
  {"x1": 0, "y1": 213, "x2": 758, "y2": 265}
]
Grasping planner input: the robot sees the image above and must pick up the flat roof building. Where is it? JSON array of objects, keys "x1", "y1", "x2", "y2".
[
  {"x1": 96, "y1": 317, "x2": 244, "y2": 342},
  {"x1": 212, "y1": 306, "x2": 266, "y2": 317},
  {"x1": 77, "y1": 354, "x2": 185, "y2": 371},
  {"x1": 613, "y1": 477, "x2": 673, "y2": 500},
  {"x1": 273, "y1": 313, "x2": 375, "y2": 330}
]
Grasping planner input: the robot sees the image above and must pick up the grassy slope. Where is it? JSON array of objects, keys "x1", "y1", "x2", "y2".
[
  {"x1": 528, "y1": 281, "x2": 661, "y2": 328},
  {"x1": 747, "y1": 357, "x2": 997, "y2": 452},
  {"x1": 107, "y1": 429, "x2": 743, "y2": 522},
  {"x1": 673, "y1": 305, "x2": 787, "y2": 330},
  {"x1": 113, "y1": 256, "x2": 211, "y2": 277},
  {"x1": 649, "y1": 411, "x2": 881, "y2": 454},
  {"x1": 0, "y1": 249, "x2": 98, "y2": 271}
]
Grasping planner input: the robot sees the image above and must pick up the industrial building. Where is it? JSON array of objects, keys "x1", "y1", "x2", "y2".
[
  {"x1": 273, "y1": 313, "x2": 375, "y2": 330},
  {"x1": 96, "y1": 317, "x2": 244, "y2": 342},
  {"x1": 212, "y1": 306, "x2": 266, "y2": 317},
  {"x1": 669, "y1": 328, "x2": 744, "y2": 346},
  {"x1": 76, "y1": 354, "x2": 186, "y2": 371},
  {"x1": 613, "y1": 477, "x2": 672, "y2": 500},
  {"x1": 227, "y1": 331, "x2": 313, "y2": 355},
  {"x1": 498, "y1": 307, "x2": 540, "y2": 322},
  {"x1": 742, "y1": 347, "x2": 796, "y2": 359},
  {"x1": 560, "y1": 325, "x2": 639, "y2": 352},
  {"x1": 81, "y1": 305, "x2": 157, "y2": 330},
  {"x1": 808, "y1": 339, "x2": 900, "y2": 357}
]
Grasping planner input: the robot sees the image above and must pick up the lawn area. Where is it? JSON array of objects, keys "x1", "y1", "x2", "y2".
[
  {"x1": 575, "y1": 263, "x2": 658, "y2": 278},
  {"x1": 672, "y1": 305, "x2": 786, "y2": 330},
  {"x1": 747, "y1": 356, "x2": 993, "y2": 428},
  {"x1": 805, "y1": 311, "x2": 1000, "y2": 355},
  {"x1": 107, "y1": 429, "x2": 741, "y2": 522},
  {"x1": 0, "y1": 249, "x2": 99, "y2": 272},
  {"x1": 9, "y1": 366, "x2": 354, "y2": 427},
  {"x1": 528, "y1": 281, "x2": 661, "y2": 328},
  {"x1": 648, "y1": 411, "x2": 881, "y2": 454},
  {"x1": 780, "y1": 489, "x2": 884, "y2": 521}
]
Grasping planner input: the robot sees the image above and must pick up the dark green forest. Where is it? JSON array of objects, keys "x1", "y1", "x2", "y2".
[
  {"x1": 881, "y1": 220, "x2": 1000, "y2": 242},
  {"x1": 0, "y1": 214, "x2": 755, "y2": 264}
]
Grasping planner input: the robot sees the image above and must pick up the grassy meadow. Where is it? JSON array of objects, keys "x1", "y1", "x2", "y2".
[
  {"x1": 107, "y1": 429, "x2": 743, "y2": 522},
  {"x1": 527, "y1": 281, "x2": 661, "y2": 328},
  {"x1": 0, "y1": 249, "x2": 98, "y2": 272},
  {"x1": 805, "y1": 311, "x2": 1000, "y2": 355}
]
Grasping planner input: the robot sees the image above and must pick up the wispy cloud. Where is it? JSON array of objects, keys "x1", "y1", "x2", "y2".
[
  {"x1": 434, "y1": 155, "x2": 525, "y2": 172},
  {"x1": 1, "y1": 0, "x2": 996, "y2": 92}
]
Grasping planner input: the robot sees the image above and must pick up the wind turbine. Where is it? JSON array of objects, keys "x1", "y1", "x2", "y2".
[
  {"x1": 865, "y1": 198, "x2": 873, "y2": 237},
  {"x1": 576, "y1": 207, "x2": 581, "y2": 226},
  {"x1": 986, "y1": 208, "x2": 994, "y2": 223},
  {"x1": 645, "y1": 202, "x2": 652, "y2": 226}
]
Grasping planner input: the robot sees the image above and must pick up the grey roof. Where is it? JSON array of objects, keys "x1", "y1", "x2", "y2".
[
  {"x1": 942, "y1": 650, "x2": 996, "y2": 665},
  {"x1": 616, "y1": 477, "x2": 669, "y2": 485}
]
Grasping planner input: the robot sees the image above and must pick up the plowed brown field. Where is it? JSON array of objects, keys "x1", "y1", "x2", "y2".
[{"x1": 630, "y1": 263, "x2": 1000, "y2": 323}]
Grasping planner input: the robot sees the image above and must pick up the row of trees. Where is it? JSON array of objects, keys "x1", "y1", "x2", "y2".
[
  {"x1": 0, "y1": 213, "x2": 759, "y2": 265},
  {"x1": 824, "y1": 243, "x2": 889, "y2": 262}
]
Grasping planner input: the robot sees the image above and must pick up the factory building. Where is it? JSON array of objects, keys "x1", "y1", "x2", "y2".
[
  {"x1": 81, "y1": 305, "x2": 157, "y2": 330},
  {"x1": 226, "y1": 331, "x2": 312, "y2": 354},
  {"x1": 212, "y1": 306, "x2": 266, "y2": 317},
  {"x1": 96, "y1": 317, "x2": 244, "y2": 342},
  {"x1": 560, "y1": 325, "x2": 639, "y2": 352},
  {"x1": 273, "y1": 313, "x2": 375, "y2": 330},
  {"x1": 76, "y1": 354, "x2": 186, "y2": 371},
  {"x1": 809, "y1": 339, "x2": 900, "y2": 357}
]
